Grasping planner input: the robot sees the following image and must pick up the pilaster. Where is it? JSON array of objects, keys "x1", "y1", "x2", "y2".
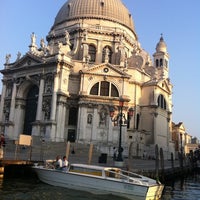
[
  {"x1": 56, "y1": 95, "x2": 67, "y2": 140},
  {"x1": 0, "y1": 81, "x2": 7, "y2": 121}
]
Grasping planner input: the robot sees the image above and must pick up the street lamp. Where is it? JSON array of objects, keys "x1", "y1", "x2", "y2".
[
  {"x1": 180, "y1": 133, "x2": 183, "y2": 168},
  {"x1": 109, "y1": 98, "x2": 134, "y2": 162}
]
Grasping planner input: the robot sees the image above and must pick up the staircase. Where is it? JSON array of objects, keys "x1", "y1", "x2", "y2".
[{"x1": 2, "y1": 138, "x2": 114, "y2": 166}]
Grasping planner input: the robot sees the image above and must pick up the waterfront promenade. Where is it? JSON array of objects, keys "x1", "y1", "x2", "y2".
[{"x1": 1, "y1": 139, "x2": 183, "y2": 173}]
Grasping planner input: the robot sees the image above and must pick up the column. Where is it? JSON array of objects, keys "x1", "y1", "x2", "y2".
[
  {"x1": 36, "y1": 76, "x2": 44, "y2": 121},
  {"x1": 91, "y1": 107, "x2": 98, "y2": 141},
  {"x1": 0, "y1": 81, "x2": 7, "y2": 121},
  {"x1": 9, "y1": 82, "x2": 17, "y2": 121},
  {"x1": 50, "y1": 73, "x2": 58, "y2": 121},
  {"x1": 56, "y1": 96, "x2": 67, "y2": 141},
  {"x1": 153, "y1": 112, "x2": 158, "y2": 144},
  {"x1": 96, "y1": 40, "x2": 102, "y2": 63},
  {"x1": 82, "y1": 44, "x2": 88, "y2": 62},
  {"x1": 76, "y1": 105, "x2": 82, "y2": 141}
]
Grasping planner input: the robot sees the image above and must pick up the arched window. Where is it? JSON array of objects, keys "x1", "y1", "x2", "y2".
[
  {"x1": 100, "y1": 81, "x2": 109, "y2": 96},
  {"x1": 156, "y1": 59, "x2": 159, "y2": 67},
  {"x1": 90, "y1": 81, "x2": 119, "y2": 97},
  {"x1": 160, "y1": 58, "x2": 163, "y2": 66},
  {"x1": 90, "y1": 82, "x2": 99, "y2": 95},
  {"x1": 89, "y1": 45, "x2": 96, "y2": 63},
  {"x1": 102, "y1": 46, "x2": 112, "y2": 63},
  {"x1": 157, "y1": 94, "x2": 166, "y2": 110}
]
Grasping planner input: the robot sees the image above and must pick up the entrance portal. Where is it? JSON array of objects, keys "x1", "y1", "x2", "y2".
[{"x1": 23, "y1": 85, "x2": 39, "y2": 135}]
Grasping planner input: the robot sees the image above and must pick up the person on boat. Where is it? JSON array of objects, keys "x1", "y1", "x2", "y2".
[
  {"x1": 55, "y1": 155, "x2": 62, "y2": 169},
  {"x1": 0, "y1": 133, "x2": 5, "y2": 148},
  {"x1": 113, "y1": 147, "x2": 117, "y2": 161},
  {"x1": 0, "y1": 133, "x2": 5, "y2": 159},
  {"x1": 62, "y1": 156, "x2": 69, "y2": 171}
]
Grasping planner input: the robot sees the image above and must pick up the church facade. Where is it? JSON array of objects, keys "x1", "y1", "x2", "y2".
[{"x1": 0, "y1": 0, "x2": 174, "y2": 158}]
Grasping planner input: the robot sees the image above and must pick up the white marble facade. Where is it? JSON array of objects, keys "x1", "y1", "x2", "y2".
[{"x1": 0, "y1": 0, "x2": 175, "y2": 158}]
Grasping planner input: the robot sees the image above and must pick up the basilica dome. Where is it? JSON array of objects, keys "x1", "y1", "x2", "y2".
[{"x1": 53, "y1": 0, "x2": 135, "y2": 33}]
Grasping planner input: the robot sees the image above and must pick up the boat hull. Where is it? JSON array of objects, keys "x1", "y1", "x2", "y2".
[{"x1": 33, "y1": 166, "x2": 163, "y2": 200}]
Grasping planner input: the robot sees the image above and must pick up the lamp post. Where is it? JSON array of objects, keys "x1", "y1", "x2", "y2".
[
  {"x1": 109, "y1": 98, "x2": 134, "y2": 162},
  {"x1": 180, "y1": 133, "x2": 183, "y2": 168}
]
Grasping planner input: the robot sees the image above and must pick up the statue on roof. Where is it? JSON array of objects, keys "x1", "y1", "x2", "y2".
[
  {"x1": 29, "y1": 32, "x2": 38, "y2": 53},
  {"x1": 40, "y1": 38, "x2": 46, "y2": 49},
  {"x1": 64, "y1": 30, "x2": 71, "y2": 46},
  {"x1": 40, "y1": 38, "x2": 47, "y2": 54},
  {"x1": 5, "y1": 54, "x2": 11, "y2": 64},
  {"x1": 31, "y1": 32, "x2": 36, "y2": 46},
  {"x1": 16, "y1": 52, "x2": 21, "y2": 61}
]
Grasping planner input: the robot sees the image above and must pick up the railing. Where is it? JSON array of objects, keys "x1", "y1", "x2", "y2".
[
  {"x1": 1, "y1": 141, "x2": 35, "y2": 161},
  {"x1": 105, "y1": 169, "x2": 149, "y2": 186},
  {"x1": 0, "y1": 139, "x2": 101, "y2": 164}
]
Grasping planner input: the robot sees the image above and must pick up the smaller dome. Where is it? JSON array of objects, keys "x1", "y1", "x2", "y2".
[{"x1": 156, "y1": 35, "x2": 167, "y2": 53}]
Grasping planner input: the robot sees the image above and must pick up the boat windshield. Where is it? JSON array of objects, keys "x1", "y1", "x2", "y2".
[
  {"x1": 69, "y1": 165, "x2": 102, "y2": 176},
  {"x1": 104, "y1": 168, "x2": 149, "y2": 186},
  {"x1": 121, "y1": 170, "x2": 142, "y2": 179}
]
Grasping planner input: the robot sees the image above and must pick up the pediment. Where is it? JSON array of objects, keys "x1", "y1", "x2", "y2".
[
  {"x1": 11, "y1": 53, "x2": 44, "y2": 69},
  {"x1": 157, "y1": 79, "x2": 172, "y2": 93},
  {"x1": 179, "y1": 124, "x2": 186, "y2": 131},
  {"x1": 175, "y1": 122, "x2": 185, "y2": 131},
  {"x1": 144, "y1": 79, "x2": 172, "y2": 94},
  {"x1": 81, "y1": 63, "x2": 131, "y2": 78}
]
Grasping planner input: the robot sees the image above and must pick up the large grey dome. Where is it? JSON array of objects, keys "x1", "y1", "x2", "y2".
[{"x1": 53, "y1": 0, "x2": 135, "y2": 33}]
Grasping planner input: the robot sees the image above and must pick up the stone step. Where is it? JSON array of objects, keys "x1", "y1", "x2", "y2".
[{"x1": 2, "y1": 138, "x2": 112, "y2": 166}]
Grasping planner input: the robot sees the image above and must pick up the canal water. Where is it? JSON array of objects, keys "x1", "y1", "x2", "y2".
[{"x1": 0, "y1": 172, "x2": 199, "y2": 200}]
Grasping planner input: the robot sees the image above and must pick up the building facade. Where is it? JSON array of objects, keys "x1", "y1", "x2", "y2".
[
  {"x1": 0, "y1": 0, "x2": 174, "y2": 158},
  {"x1": 172, "y1": 122, "x2": 199, "y2": 158}
]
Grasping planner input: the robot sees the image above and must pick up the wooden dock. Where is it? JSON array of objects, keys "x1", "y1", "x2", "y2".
[
  {"x1": 0, "y1": 159, "x2": 33, "y2": 166},
  {"x1": 0, "y1": 159, "x2": 37, "y2": 179}
]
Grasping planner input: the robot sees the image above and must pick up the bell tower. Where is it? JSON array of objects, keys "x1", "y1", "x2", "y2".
[{"x1": 153, "y1": 34, "x2": 169, "y2": 79}]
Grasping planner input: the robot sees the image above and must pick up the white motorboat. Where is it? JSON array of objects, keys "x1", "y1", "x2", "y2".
[{"x1": 33, "y1": 163, "x2": 164, "y2": 200}]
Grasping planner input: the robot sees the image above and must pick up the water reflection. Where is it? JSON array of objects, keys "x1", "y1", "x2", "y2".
[
  {"x1": 0, "y1": 177, "x2": 3, "y2": 190},
  {"x1": 0, "y1": 166, "x2": 4, "y2": 190},
  {"x1": 0, "y1": 173, "x2": 199, "y2": 200},
  {"x1": 162, "y1": 173, "x2": 200, "y2": 200},
  {"x1": 0, "y1": 178, "x2": 127, "y2": 200}
]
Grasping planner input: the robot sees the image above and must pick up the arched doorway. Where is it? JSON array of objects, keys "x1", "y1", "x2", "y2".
[{"x1": 23, "y1": 85, "x2": 39, "y2": 135}]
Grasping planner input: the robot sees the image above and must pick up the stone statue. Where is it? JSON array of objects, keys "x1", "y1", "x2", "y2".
[
  {"x1": 16, "y1": 52, "x2": 21, "y2": 61},
  {"x1": 99, "y1": 109, "x2": 107, "y2": 126},
  {"x1": 40, "y1": 38, "x2": 46, "y2": 49},
  {"x1": 5, "y1": 54, "x2": 11, "y2": 64},
  {"x1": 85, "y1": 55, "x2": 91, "y2": 64},
  {"x1": 29, "y1": 32, "x2": 38, "y2": 52},
  {"x1": 64, "y1": 30, "x2": 71, "y2": 45},
  {"x1": 31, "y1": 32, "x2": 36, "y2": 46},
  {"x1": 40, "y1": 38, "x2": 47, "y2": 54},
  {"x1": 87, "y1": 114, "x2": 93, "y2": 124}
]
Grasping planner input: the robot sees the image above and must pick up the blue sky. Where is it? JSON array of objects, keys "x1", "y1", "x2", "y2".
[{"x1": 0, "y1": 0, "x2": 200, "y2": 139}]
